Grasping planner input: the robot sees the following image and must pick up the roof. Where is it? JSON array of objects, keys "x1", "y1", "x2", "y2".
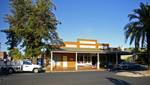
[
  {"x1": 52, "y1": 47, "x2": 132, "y2": 55},
  {"x1": 53, "y1": 47, "x2": 102, "y2": 53},
  {"x1": 77, "y1": 38, "x2": 97, "y2": 42}
]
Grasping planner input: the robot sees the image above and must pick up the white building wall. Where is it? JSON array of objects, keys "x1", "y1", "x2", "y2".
[
  {"x1": 79, "y1": 41, "x2": 96, "y2": 44},
  {"x1": 79, "y1": 45, "x2": 96, "y2": 48},
  {"x1": 98, "y1": 46, "x2": 103, "y2": 49},
  {"x1": 65, "y1": 44, "x2": 77, "y2": 48}
]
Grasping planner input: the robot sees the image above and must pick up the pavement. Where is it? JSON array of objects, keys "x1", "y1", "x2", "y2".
[
  {"x1": 0, "y1": 71, "x2": 150, "y2": 85},
  {"x1": 116, "y1": 70, "x2": 150, "y2": 77}
]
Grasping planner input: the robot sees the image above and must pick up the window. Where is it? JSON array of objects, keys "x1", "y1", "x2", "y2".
[
  {"x1": 23, "y1": 61, "x2": 32, "y2": 65},
  {"x1": 77, "y1": 56, "x2": 83, "y2": 63},
  {"x1": 87, "y1": 57, "x2": 91, "y2": 63}
]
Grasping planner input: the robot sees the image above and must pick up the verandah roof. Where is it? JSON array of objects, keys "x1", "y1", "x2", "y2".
[{"x1": 52, "y1": 47, "x2": 132, "y2": 55}]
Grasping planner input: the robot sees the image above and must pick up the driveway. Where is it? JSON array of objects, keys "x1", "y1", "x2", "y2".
[{"x1": 0, "y1": 71, "x2": 150, "y2": 85}]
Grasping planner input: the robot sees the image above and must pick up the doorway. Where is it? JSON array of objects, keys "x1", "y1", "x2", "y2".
[
  {"x1": 63, "y1": 56, "x2": 68, "y2": 67},
  {"x1": 92, "y1": 56, "x2": 97, "y2": 65}
]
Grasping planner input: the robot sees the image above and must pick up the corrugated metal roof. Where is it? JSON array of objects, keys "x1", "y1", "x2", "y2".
[
  {"x1": 52, "y1": 47, "x2": 132, "y2": 55},
  {"x1": 53, "y1": 47, "x2": 102, "y2": 53}
]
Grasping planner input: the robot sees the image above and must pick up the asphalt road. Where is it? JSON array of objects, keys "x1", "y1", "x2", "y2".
[{"x1": 0, "y1": 71, "x2": 150, "y2": 85}]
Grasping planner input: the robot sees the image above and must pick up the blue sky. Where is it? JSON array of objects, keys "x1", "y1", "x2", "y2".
[{"x1": 0, "y1": 0, "x2": 149, "y2": 51}]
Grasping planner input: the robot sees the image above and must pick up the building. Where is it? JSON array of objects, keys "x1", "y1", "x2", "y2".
[
  {"x1": 0, "y1": 52, "x2": 7, "y2": 60},
  {"x1": 47, "y1": 39, "x2": 131, "y2": 71}
]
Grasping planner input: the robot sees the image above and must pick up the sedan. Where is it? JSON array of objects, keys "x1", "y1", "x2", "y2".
[{"x1": 118, "y1": 62, "x2": 141, "y2": 70}]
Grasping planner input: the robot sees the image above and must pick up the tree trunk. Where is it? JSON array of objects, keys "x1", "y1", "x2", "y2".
[
  {"x1": 32, "y1": 56, "x2": 37, "y2": 64},
  {"x1": 147, "y1": 32, "x2": 150, "y2": 70},
  {"x1": 43, "y1": 51, "x2": 51, "y2": 71}
]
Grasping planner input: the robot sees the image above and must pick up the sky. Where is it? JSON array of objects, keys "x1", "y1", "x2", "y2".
[{"x1": 0, "y1": 0, "x2": 149, "y2": 51}]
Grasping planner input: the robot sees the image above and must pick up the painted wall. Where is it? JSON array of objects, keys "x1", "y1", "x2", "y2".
[
  {"x1": 54, "y1": 53, "x2": 76, "y2": 68},
  {"x1": 63, "y1": 39, "x2": 109, "y2": 49}
]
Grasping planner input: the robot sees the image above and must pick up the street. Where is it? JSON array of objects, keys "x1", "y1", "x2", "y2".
[{"x1": 0, "y1": 71, "x2": 150, "y2": 85}]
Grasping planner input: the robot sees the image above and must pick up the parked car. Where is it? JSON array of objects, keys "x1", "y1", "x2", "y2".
[
  {"x1": 0, "y1": 60, "x2": 42, "y2": 74},
  {"x1": 118, "y1": 62, "x2": 140, "y2": 70},
  {"x1": 21, "y1": 61, "x2": 42, "y2": 73}
]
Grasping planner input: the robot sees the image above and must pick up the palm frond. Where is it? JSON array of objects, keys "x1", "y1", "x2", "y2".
[{"x1": 128, "y1": 14, "x2": 139, "y2": 21}]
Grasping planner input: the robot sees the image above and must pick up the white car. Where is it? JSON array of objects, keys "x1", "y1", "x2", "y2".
[
  {"x1": 0, "y1": 60, "x2": 42, "y2": 74},
  {"x1": 22, "y1": 61, "x2": 42, "y2": 73}
]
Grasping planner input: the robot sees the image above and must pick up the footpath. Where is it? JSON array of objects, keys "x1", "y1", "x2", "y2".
[{"x1": 116, "y1": 70, "x2": 150, "y2": 77}]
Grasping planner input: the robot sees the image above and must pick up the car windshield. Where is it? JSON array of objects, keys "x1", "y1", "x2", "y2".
[{"x1": 23, "y1": 61, "x2": 32, "y2": 65}]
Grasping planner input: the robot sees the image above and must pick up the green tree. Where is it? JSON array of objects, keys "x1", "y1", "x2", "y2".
[
  {"x1": 9, "y1": 48, "x2": 23, "y2": 61},
  {"x1": 23, "y1": 0, "x2": 63, "y2": 58},
  {"x1": 1, "y1": 0, "x2": 63, "y2": 63},
  {"x1": 1, "y1": 0, "x2": 32, "y2": 49},
  {"x1": 124, "y1": 3, "x2": 150, "y2": 68}
]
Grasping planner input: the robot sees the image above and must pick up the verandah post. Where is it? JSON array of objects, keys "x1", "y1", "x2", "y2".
[
  {"x1": 51, "y1": 51, "x2": 53, "y2": 71},
  {"x1": 75, "y1": 52, "x2": 78, "y2": 71},
  {"x1": 97, "y1": 53, "x2": 100, "y2": 70},
  {"x1": 116, "y1": 52, "x2": 118, "y2": 65}
]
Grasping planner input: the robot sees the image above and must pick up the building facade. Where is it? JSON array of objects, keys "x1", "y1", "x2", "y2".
[
  {"x1": 64, "y1": 39, "x2": 109, "y2": 49},
  {"x1": 48, "y1": 39, "x2": 123, "y2": 71},
  {"x1": 0, "y1": 52, "x2": 7, "y2": 60}
]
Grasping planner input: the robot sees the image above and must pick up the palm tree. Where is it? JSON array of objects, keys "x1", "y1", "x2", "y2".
[{"x1": 124, "y1": 2, "x2": 150, "y2": 68}]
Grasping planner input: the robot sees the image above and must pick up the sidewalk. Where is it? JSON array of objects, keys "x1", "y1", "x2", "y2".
[{"x1": 116, "y1": 70, "x2": 150, "y2": 77}]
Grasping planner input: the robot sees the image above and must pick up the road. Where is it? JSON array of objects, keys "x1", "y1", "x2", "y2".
[{"x1": 0, "y1": 71, "x2": 150, "y2": 85}]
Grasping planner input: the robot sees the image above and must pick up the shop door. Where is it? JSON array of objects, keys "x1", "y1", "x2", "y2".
[{"x1": 63, "y1": 56, "x2": 68, "y2": 67}]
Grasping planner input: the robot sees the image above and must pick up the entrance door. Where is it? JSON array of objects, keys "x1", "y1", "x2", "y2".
[
  {"x1": 63, "y1": 56, "x2": 68, "y2": 67},
  {"x1": 92, "y1": 56, "x2": 97, "y2": 65}
]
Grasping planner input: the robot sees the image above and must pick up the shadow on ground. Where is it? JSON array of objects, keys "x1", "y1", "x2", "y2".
[{"x1": 106, "y1": 77, "x2": 131, "y2": 85}]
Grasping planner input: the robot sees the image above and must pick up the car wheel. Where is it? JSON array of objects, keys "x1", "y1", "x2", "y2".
[
  {"x1": 33, "y1": 68, "x2": 39, "y2": 73},
  {"x1": 8, "y1": 68, "x2": 14, "y2": 74}
]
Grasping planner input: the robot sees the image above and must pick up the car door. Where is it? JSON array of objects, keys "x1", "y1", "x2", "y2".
[{"x1": 22, "y1": 61, "x2": 33, "y2": 71}]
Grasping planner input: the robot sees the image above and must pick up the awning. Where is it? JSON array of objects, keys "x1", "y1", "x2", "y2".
[{"x1": 52, "y1": 47, "x2": 132, "y2": 55}]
